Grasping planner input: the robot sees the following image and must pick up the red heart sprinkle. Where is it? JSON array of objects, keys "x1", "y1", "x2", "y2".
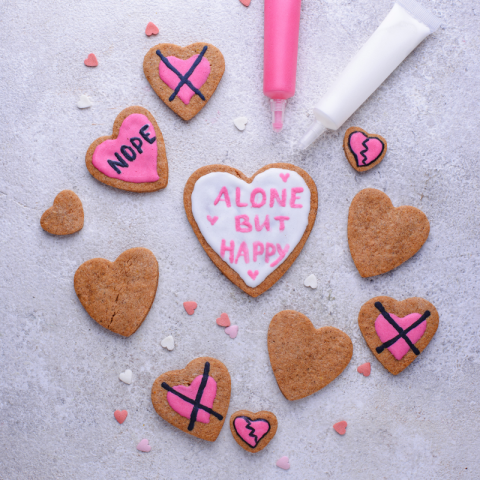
[
  {"x1": 333, "y1": 421, "x2": 347, "y2": 435},
  {"x1": 114, "y1": 410, "x2": 128, "y2": 424},
  {"x1": 84, "y1": 53, "x2": 98, "y2": 67},
  {"x1": 216, "y1": 313, "x2": 231, "y2": 327},
  {"x1": 183, "y1": 301, "x2": 197, "y2": 315},
  {"x1": 357, "y1": 362, "x2": 371, "y2": 377},
  {"x1": 145, "y1": 22, "x2": 159, "y2": 36}
]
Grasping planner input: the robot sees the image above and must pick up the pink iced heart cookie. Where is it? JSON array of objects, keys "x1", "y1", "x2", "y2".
[
  {"x1": 114, "y1": 410, "x2": 128, "y2": 424},
  {"x1": 230, "y1": 410, "x2": 278, "y2": 452},
  {"x1": 85, "y1": 106, "x2": 168, "y2": 192},
  {"x1": 344, "y1": 127, "x2": 387, "y2": 172},
  {"x1": 183, "y1": 301, "x2": 197, "y2": 315},
  {"x1": 216, "y1": 313, "x2": 230, "y2": 327}
]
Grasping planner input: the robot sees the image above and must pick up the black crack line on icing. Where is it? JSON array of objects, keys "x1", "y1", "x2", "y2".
[
  {"x1": 348, "y1": 131, "x2": 385, "y2": 168},
  {"x1": 233, "y1": 416, "x2": 271, "y2": 448}
]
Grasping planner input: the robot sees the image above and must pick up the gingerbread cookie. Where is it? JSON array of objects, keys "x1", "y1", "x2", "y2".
[
  {"x1": 343, "y1": 127, "x2": 387, "y2": 172},
  {"x1": 143, "y1": 43, "x2": 225, "y2": 121},
  {"x1": 230, "y1": 410, "x2": 277, "y2": 453},
  {"x1": 151, "y1": 357, "x2": 231, "y2": 442},
  {"x1": 358, "y1": 296, "x2": 439, "y2": 375},
  {"x1": 85, "y1": 106, "x2": 168, "y2": 192},
  {"x1": 268, "y1": 310, "x2": 353, "y2": 401},
  {"x1": 184, "y1": 164, "x2": 318, "y2": 297},
  {"x1": 74, "y1": 248, "x2": 158, "y2": 337},
  {"x1": 40, "y1": 190, "x2": 84, "y2": 235},
  {"x1": 348, "y1": 188, "x2": 430, "y2": 278}
]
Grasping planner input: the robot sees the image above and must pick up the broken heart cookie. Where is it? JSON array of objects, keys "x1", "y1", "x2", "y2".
[
  {"x1": 358, "y1": 296, "x2": 439, "y2": 375},
  {"x1": 40, "y1": 190, "x2": 84, "y2": 235},
  {"x1": 74, "y1": 248, "x2": 158, "y2": 337},
  {"x1": 184, "y1": 164, "x2": 318, "y2": 297},
  {"x1": 85, "y1": 106, "x2": 168, "y2": 192},
  {"x1": 151, "y1": 357, "x2": 231, "y2": 442},
  {"x1": 268, "y1": 310, "x2": 353, "y2": 401},
  {"x1": 343, "y1": 127, "x2": 387, "y2": 172},
  {"x1": 143, "y1": 43, "x2": 225, "y2": 121},
  {"x1": 348, "y1": 188, "x2": 430, "y2": 278},
  {"x1": 230, "y1": 410, "x2": 277, "y2": 453}
]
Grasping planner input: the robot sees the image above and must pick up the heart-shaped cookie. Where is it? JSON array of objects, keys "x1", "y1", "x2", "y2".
[
  {"x1": 184, "y1": 164, "x2": 318, "y2": 297},
  {"x1": 74, "y1": 248, "x2": 159, "y2": 337},
  {"x1": 143, "y1": 43, "x2": 225, "y2": 121},
  {"x1": 348, "y1": 188, "x2": 430, "y2": 278},
  {"x1": 268, "y1": 310, "x2": 353, "y2": 401},
  {"x1": 230, "y1": 410, "x2": 278, "y2": 453},
  {"x1": 151, "y1": 357, "x2": 231, "y2": 442},
  {"x1": 343, "y1": 127, "x2": 387, "y2": 172},
  {"x1": 358, "y1": 296, "x2": 439, "y2": 375},
  {"x1": 85, "y1": 106, "x2": 168, "y2": 192},
  {"x1": 40, "y1": 190, "x2": 84, "y2": 235}
]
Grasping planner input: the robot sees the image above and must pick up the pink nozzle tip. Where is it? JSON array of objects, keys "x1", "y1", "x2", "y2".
[{"x1": 273, "y1": 109, "x2": 283, "y2": 132}]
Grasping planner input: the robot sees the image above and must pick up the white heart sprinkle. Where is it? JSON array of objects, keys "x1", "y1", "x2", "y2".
[
  {"x1": 233, "y1": 117, "x2": 248, "y2": 131},
  {"x1": 77, "y1": 94, "x2": 92, "y2": 109},
  {"x1": 161, "y1": 335, "x2": 175, "y2": 351},
  {"x1": 119, "y1": 369, "x2": 133, "y2": 384},
  {"x1": 304, "y1": 274, "x2": 318, "y2": 289}
]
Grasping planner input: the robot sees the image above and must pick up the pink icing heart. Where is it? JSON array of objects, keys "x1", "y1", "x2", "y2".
[
  {"x1": 207, "y1": 215, "x2": 218, "y2": 225},
  {"x1": 375, "y1": 312, "x2": 427, "y2": 360},
  {"x1": 348, "y1": 131, "x2": 384, "y2": 167},
  {"x1": 159, "y1": 55, "x2": 211, "y2": 105},
  {"x1": 92, "y1": 114, "x2": 159, "y2": 183},
  {"x1": 233, "y1": 416, "x2": 270, "y2": 448},
  {"x1": 225, "y1": 325, "x2": 238, "y2": 339},
  {"x1": 279, "y1": 173, "x2": 290, "y2": 182},
  {"x1": 247, "y1": 270, "x2": 259, "y2": 280},
  {"x1": 167, "y1": 374, "x2": 217, "y2": 424}
]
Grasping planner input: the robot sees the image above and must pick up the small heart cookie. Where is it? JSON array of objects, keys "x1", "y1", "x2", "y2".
[
  {"x1": 343, "y1": 127, "x2": 387, "y2": 172},
  {"x1": 230, "y1": 410, "x2": 277, "y2": 453},
  {"x1": 268, "y1": 310, "x2": 353, "y2": 401},
  {"x1": 85, "y1": 106, "x2": 168, "y2": 192},
  {"x1": 151, "y1": 357, "x2": 231, "y2": 441},
  {"x1": 348, "y1": 188, "x2": 430, "y2": 278},
  {"x1": 74, "y1": 248, "x2": 159, "y2": 337},
  {"x1": 358, "y1": 296, "x2": 439, "y2": 375},
  {"x1": 143, "y1": 43, "x2": 225, "y2": 121},
  {"x1": 40, "y1": 190, "x2": 84, "y2": 236}
]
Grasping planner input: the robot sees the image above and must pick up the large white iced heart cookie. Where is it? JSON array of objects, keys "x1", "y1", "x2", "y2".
[{"x1": 184, "y1": 164, "x2": 318, "y2": 297}]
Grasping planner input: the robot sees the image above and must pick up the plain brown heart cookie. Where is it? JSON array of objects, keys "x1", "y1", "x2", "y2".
[
  {"x1": 151, "y1": 357, "x2": 231, "y2": 442},
  {"x1": 358, "y1": 296, "x2": 439, "y2": 375},
  {"x1": 143, "y1": 43, "x2": 225, "y2": 121},
  {"x1": 74, "y1": 247, "x2": 158, "y2": 337},
  {"x1": 85, "y1": 106, "x2": 168, "y2": 192},
  {"x1": 230, "y1": 410, "x2": 278, "y2": 453},
  {"x1": 343, "y1": 127, "x2": 387, "y2": 172},
  {"x1": 348, "y1": 188, "x2": 430, "y2": 278},
  {"x1": 184, "y1": 163, "x2": 318, "y2": 297},
  {"x1": 40, "y1": 190, "x2": 84, "y2": 235},
  {"x1": 268, "y1": 310, "x2": 353, "y2": 401}
]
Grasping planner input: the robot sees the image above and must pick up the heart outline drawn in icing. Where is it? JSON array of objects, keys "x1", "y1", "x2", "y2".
[
  {"x1": 85, "y1": 106, "x2": 168, "y2": 192},
  {"x1": 144, "y1": 43, "x2": 225, "y2": 121},
  {"x1": 358, "y1": 296, "x2": 439, "y2": 375},
  {"x1": 343, "y1": 127, "x2": 387, "y2": 172},
  {"x1": 230, "y1": 410, "x2": 278, "y2": 453},
  {"x1": 184, "y1": 163, "x2": 318, "y2": 298}
]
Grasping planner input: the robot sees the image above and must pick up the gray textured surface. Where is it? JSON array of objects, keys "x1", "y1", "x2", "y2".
[{"x1": 1, "y1": 0, "x2": 479, "y2": 479}]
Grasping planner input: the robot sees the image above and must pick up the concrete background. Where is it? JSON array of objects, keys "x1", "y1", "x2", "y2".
[{"x1": 1, "y1": 0, "x2": 479, "y2": 478}]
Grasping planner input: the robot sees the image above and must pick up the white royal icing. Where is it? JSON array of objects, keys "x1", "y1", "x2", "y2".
[{"x1": 191, "y1": 168, "x2": 311, "y2": 288}]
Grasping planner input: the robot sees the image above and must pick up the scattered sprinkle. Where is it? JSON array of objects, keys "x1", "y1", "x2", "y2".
[
  {"x1": 333, "y1": 421, "x2": 347, "y2": 435},
  {"x1": 84, "y1": 53, "x2": 98, "y2": 67},
  {"x1": 240, "y1": 0, "x2": 251, "y2": 6},
  {"x1": 77, "y1": 94, "x2": 92, "y2": 109},
  {"x1": 161, "y1": 335, "x2": 175, "y2": 351},
  {"x1": 304, "y1": 274, "x2": 317, "y2": 289},
  {"x1": 233, "y1": 116, "x2": 248, "y2": 131},
  {"x1": 357, "y1": 362, "x2": 371, "y2": 377},
  {"x1": 216, "y1": 313, "x2": 231, "y2": 327},
  {"x1": 183, "y1": 301, "x2": 197, "y2": 315},
  {"x1": 136, "y1": 439, "x2": 151, "y2": 452},
  {"x1": 145, "y1": 22, "x2": 159, "y2": 36},
  {"x1": 119, "y1": 369, "x2": 133, "y2": 385},
  {"x1": 225, "y1": 325, "x2": 238, "y2": 339},
  {"x1": 276, "y1": 456, "x2": 290, "y2": 470},
  {"x1": 114, "y1": 410, "x2": 128, "y2": 424}
]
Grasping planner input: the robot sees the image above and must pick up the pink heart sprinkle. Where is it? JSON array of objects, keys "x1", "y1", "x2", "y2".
[
  {"x1": 225, "y1": 325, "x2": 238, "y2": 339},
  {"x1": 357, "y1": 362, "x2": 371, "y2": 377},
  {"x1": 114, "y1": 410, "x2": 128, "y2": 424},
  {"x1": 348, "y1": 131, "x2": 384, "y2": 167},
  {"x1": 276, "y1": 456, "x2": 290, "y2": 470},
  {"x1": 145, "y1": 21, "x2": 159, "y2": 36},
  {"x1": 279, "y1": 172, "x2": 290, "y2": 182},
  {"x1": 183, "y1": 301, "x2": 197, "y2": 315},
  {"x1": 216, "y1": 313, "x2": 231, "y2": 327},
  {"x1": 333, "y1": 421, "x2": 347, "y2": 435},
  {"x1": 136, "y1": 439, "x2": 151, "y2": 452},
  {"x1": 247, "y1": 270, "x2": 259, "y2": 280},
  {"x1": 207, "y1": 215, "x2": 218, "y2": 225},
  {"x1": 240, "y1": 0, "x2": 251, "y2": 6},
  {"x1": 84, "y1": 53, "x2": 98, "y2": 67}
]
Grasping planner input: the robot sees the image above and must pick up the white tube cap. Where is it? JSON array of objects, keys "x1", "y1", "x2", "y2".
[{"x1": 298, "y1": 120, "x2": 327, "y2": 150}]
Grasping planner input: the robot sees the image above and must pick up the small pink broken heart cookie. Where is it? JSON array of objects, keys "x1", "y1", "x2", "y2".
[
  {"x1": 276, "y1": 456, "x2": 290, "y2": 470},
  {"x1": 84, "y1": 53, "x2": 98, "y2": 67},
  {"x1": 343, "y1": 127, "x2": 387, "y2": 172},
  {"x1": 136, "y1": 439, "x2": 151, "y2": 452},
  {"x1": 145, "y1": 21, "x2": 159, "y2": 36},
  {"x1": 225, "y1": 325, "x2": 238, "y2": 339},
  {"x1": 216, "y1": 313, "x2": 230, "y2": 327},
  {"x1": 333, "y1": 421, "x2": 347, "y2": 435},
  {"x1": 144, "y1": 43, "x2": 225, "y2": 121},
  {"x1": 230, "y1": 410, "x2": 278, "y2": 453},
  {"x1": 358, "y1": 296, "x2": 439, "y2": 375},
  {"x1": 151, "y1": 357, "x2": 231, "y2": 441},
  {"x1": 357, "y1": 363, "x2": 371, "y2": 377},
  {"x1": 183, "y1": 301, "x2": 197, "y2": 315},
  {"x1": 85, "y1": 106, "x2": 168, "y2": 192},
  {"x1": 114, "y1": 410, "x2": 128, "y2": 424}
]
